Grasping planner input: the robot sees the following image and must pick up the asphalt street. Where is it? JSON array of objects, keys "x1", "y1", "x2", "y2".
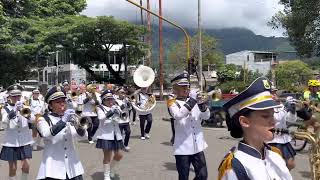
[{"x1": 0, "y1": 102, "x2": 310, "y2": 180}]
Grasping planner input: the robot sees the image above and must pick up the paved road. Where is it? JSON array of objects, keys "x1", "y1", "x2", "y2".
[{"x1": 0, "y1": 102, "x2": 311, "y2": 179}]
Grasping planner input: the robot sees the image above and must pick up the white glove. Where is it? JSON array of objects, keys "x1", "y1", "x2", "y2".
[
  {"x1": 15, "y1": 101, "x2": 24, "y2": 112},
  {"x1": 111, "y1": 105, "x2": 119, "y2": 112},
  {"x1": 189, "y1": 89, "x2": 199, "y2": 100},
  {"x1": 62, "y1": 109, "x2": 75, "y2": 122}
]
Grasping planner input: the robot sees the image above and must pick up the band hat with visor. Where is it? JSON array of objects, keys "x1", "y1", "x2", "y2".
[
  {"x1": 101, "y1": 90, "x2": 114, "y2": 100},
  {"x1": 45, "y1": 86, "x2": 67, "y2": 103},
  {"x1": 171, "y1": 71, "x2": 190, "y2": 86},
  {"x1": 32, "y1": 89, "x2": 40, "y2": 94},
  {"x1": 223, "y1": 77, "x2": 282, "y2": 119},
  {"x1": 7, "y1": 84, "x2": 24, "y2": 96}
]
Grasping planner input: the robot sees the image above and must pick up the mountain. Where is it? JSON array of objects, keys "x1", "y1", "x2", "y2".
[{"x1": 145, "y1": 25, "x2": 295, "y2": 64}]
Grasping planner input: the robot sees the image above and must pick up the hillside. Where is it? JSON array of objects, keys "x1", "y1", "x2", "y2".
[{"x1": 146, "y1": 25, "x2": 295, "y2": 65}]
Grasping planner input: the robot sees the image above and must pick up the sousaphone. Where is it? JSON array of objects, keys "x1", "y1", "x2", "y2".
[{"x1": 131, "y1": 65, "x2": 156, "y2": 113}]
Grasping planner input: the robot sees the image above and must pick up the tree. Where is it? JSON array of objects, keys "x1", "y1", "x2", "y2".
[
  {"x1": 1, "y1": 0, "x2": 86, "y2": 18},
  {"x1": 270, "y1": 0, "x2": 320, "y2": 57},
  {"x1": 217, "y1": 64, "x2": 241, "y2": 83},
  {"x1": 0, "y1": 0, "x2": 87, "y2": 86},
  {"x1": 167, "y1": 32, "x2": 224, "y2": 73},
  {"x1": 0, "y1": 50, "x2": 33, "y2": 87},
  {"x1": 36, "y1": 16, "x2": 147, "y2": 84},
  {"x1": 274, "y1": 60, "x2": 313, "y2": 91}
]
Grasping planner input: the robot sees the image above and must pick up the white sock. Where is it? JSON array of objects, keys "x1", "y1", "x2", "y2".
[
  {"x1": 110, "y1": 160, "x2": 119, "y2": 178},
  {"x1": 36, "y1": 136, "x2": 41, "y2": 146},
  {"x1": 104, "y1": 164, "x2": 111, "y2": 180},
  {"x1": 9, "y1": 176, "x2": 17, "y2": 180},
  {"x1": 20, "y1": 172, "x2": 28, "y2": 180}
]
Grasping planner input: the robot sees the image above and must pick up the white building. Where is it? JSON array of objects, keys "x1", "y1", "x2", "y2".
[
  {"x1": 39, "y1": 44, "x2": 136, "y2": 87},
  {"x1": 226, "y1": 50, "x2": 278, "y2": 75}
]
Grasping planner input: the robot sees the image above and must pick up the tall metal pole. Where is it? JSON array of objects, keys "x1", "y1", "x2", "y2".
[
  {"x1": 55, "y1": 51, "x2": 59, "y2": 85},
  {"x1": 198, "y1": 0, "x2": 203, "y2": 92},
  {"x1": 126, "y1": 0, "x2": 190, "y2": 61},
  {"x1": 159, "y1": 0, "x2": 164, "y2": 100},
  {"x1": 140, "y1": 0, "x2": 144, "y2": 26},
  {"x1": 146, "y1": 0, "x2": 152, "y2": 66}
]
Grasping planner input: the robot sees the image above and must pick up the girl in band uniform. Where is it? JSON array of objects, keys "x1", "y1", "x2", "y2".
[
  {"x1": 96, "y1": 89, "x2": 124, "y2": 180},
  {"x1": 36, "y1": 86, "x2": 87, "y2": 180},
  {"x1": 219, "y1": 77, "x2": 292, "y2": 180},
  {"x1": 0, "y1": 84, "x2": 34, "y2": 180}
]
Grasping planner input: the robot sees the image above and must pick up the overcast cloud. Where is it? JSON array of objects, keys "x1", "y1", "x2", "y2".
[{"x1": 82, "y1": 0, "x2": 285, "y2": 37}]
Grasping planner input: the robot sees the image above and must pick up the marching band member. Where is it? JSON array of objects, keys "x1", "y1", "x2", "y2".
[
  {"x1": 78, "y1": 84, "x2": 101, "y2": 144},
  {"x1": 36, "y1": 86, "x2": 87, "y2": 180},
  {"x1": 0, "y1": 84, "x2": 34, "y2": 180},
  {"x1": 29, "y1": 89, "x2": 46, "y2": 150},
  {"x1": 96, "y1": 89, "x2": 124, "y2": 180},
  {"x1": 0, "y1": 89, "x2": 7, "y2": 131},
  {"x1": 136, "y1": 86, "x2": 154, "y2": 140},
  {"x1": 218, "y1": 77, "x2": 292, "y2": 180},
  {"x1": 115, "y1": 87, "x2": 132, "y2": 151},
  {"x1": 268, "y1": 96, "x2": 297, "y2": 170},
  {"x1": 167, "y1": 72, "x2": 210, "y2": 180}
]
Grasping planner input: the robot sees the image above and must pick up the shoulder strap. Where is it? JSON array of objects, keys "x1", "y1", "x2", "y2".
[
  {"x1": 97, "y1": 104, "x2": 106, "y2": 113},
  {"x1": 36, "y1": 112, "x2": 52, "y2": 138},
  {"x1": 43, "y1": 113, "x2": 53, "y2": 127},
  {"x1": 218, "y1": 146, "x2": 250, "y2": 180},
  {"x1": 4, "y1": 106, "x2": 11, "y2": 114},
  {"x1": 231, "y1": 158, "x2": 250, "y2": 180}
]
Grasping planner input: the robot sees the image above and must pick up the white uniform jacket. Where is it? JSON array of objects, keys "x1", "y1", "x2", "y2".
[
  {"x1": 1, "y1": 105, "x2": 34, "y2": 147},
  {"x1": 220, "y1": 142, "x2": 292, "y2": 180},
  {"x1": 268, "y1": 105, "x2": 297, "y2": 144},
  {"x1": 169, "y1": 98, "x2": 210, "y2": 155},
  {"x1": 78, "y1": 92, "x2": 101, "y2": 117},
  {"x1": 115, "y1": 98, "x2": 130, "y2": 124},
  {"x1": 95, "y1": 105, "x2": 123, "y2": 141},
  {"x1": 135, "y1": 92, "x2": 153, "y2": 116},
  {"x1": 30, "y1": 98, "x2": 45, "y2": 115},
  {"x1": 36, "y1": 113, "x2": 87, "y2": 179}
]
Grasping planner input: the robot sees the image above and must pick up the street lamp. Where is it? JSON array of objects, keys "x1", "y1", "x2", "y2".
[{"x1": 55, "y1": 44, "x2": 63, "y2": 85}]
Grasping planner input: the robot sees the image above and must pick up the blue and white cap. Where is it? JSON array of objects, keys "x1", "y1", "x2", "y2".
[
  {"x1": 223, "y1": 77, "x2": 282, "y2": 119},
  {"x1": 45, "y1": 86, "x2": 66, "y2": 103},
  {"x1": 101, "y1": 89, "x2": 114, "y2": 100},
  {"x1": 7, "y1": 84, "x2": 24, "y2": 96},
  {"x1": 171, "y1": 71, "x2": 190, "y2": 86}
]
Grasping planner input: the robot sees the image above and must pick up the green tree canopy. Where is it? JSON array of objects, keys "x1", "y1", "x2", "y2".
[
  {"x1": 1, "y1": 0, "x2": 86, "y2": 18},
  {"x1": 275, "y1": 60, "x2": 313, "y2": 91},
  {"x1": 270, "y1": 0, "x2": 320, "y2": 57},
  {"x1": 167, "y1": 32, "x2": 224, "y2": 73},
  {"x1": 37, "y1": 16, "x2": 147, "y2": 84}
]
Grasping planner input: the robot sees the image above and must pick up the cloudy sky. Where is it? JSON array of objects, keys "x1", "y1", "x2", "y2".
[{"x1": 82, "y1": 0, "x2": 285, "y2": 37}]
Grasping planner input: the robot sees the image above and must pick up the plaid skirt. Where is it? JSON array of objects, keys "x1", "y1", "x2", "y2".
[
  {"x1": 0, "y1": 145, "x2": 32, "y2": 161},
  {"x1": 269, "y1": 142, "x2": 296, "y2": 160},
  {"x1": 96, "y1": 139, "x2": 124, "y2": 150}
]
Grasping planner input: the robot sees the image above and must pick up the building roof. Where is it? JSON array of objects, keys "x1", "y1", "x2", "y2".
[{"x1": 226, "y1": 50, "x2": 278, "y2": 56}]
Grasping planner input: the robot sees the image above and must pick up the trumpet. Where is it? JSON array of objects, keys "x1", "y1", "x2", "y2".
[
  {"x1": 20, "y1": 106, "x2": 31, "y2": 118},
  {"x1": 67, "y1": 114, "x2": 92, "y2": 130},
  {"x1": 112, "y1": 106, "x2": 128, "y2": 122}
]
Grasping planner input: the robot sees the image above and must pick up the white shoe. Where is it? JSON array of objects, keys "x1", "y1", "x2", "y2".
[
  {"x1": 140, "y1": 137, "x2": 146, "y2": 140},
  {"x1": 145, "y1": 134, "x2": 150, "y2": 139},
  {"x1": 131, "y1": 122, "x2": 136, "y2": 125},
  {"x1": 124, "y1": 146, "x2": 131, "y2": 151},
  {"x1": 88, "y1": 140, "x2": 94, "y2": 144}
]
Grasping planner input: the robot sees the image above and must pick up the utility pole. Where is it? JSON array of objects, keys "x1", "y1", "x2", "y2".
[
  {"x1": 146, "y1": 0, "x2": 152, "y2": 66},
  {"x1": 159, "y1": 0, "x2": 164, "y2": 100},
  {"x1": 55, "y1": 50, "x2": 59, "y2": 85},
  {"x1": 198, "y1": 0, "x2": 203, "y2": 92}
]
